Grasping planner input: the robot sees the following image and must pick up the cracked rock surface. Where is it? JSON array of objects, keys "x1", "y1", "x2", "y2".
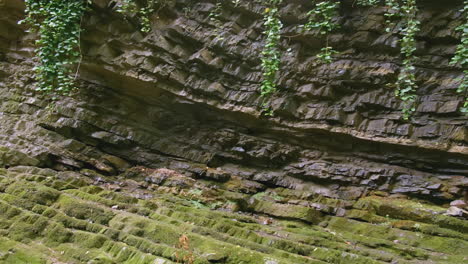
[{"x1": 0, "y1": 0, "x2": 467, "y2": 263}]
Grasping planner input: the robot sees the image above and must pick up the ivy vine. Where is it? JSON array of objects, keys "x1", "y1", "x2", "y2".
[
  {"x1": 208, "y1": 1, "x2": 224, "y2": 41},
  {"x1": 303, "y1": 0, "x2": 340, "y2": 63},
  {"x1": 21, "y1": 0, "x2": 89, "y2": 96},
  {"x1": 450, "y1": 0, "x2": 468, "y2": 113},
  {"x1": 394, "y1": 0, "x2": 420, "y2": 119},
  {"x1": 384, "y1": 0, "x2": 403, "y2": 32},
  {"x1": 20, "y1": 0, "x2": 467, "y2": 118},
  {"x1": 118, "y1": 0, "x2": 159, "y2": 33},
  {"x1": 355, "y1": 0, "x2": 421, "y2": 118},
  {"x1": 356, "y1": 0, "x2": 380, "y2": 7},
  {"x1": 117, "y1": 0, "x2": 139, "y2": 14},
  {"x1": 304, "y1": 1, "x2": 340, "y2": 33},
  {"x1": 317, "y1": 46, "x2": 339, "y2": 64},
  {"x1": 260, "y1": 0, "x2": 283, "y2": 100}
]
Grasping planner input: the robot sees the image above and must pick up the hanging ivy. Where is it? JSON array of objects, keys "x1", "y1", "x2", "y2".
[
  {"x1": 20, "y1": 0, "x2": 89, "y2": 96},
  {"x1": 118, "y1": 0, "x2": 159, "y2": 33},
  {"x1": 304, "y1": 1, "x2": 340, "y2": 33},
  {"x1": 20, "y1": 0, "x2": 467, "y2": 117},
  {"x1": 450, "y1": 0, "x2": 468, "y2": 113},
  {"x1": 394, "y1": 0, "x2": 420, "y2": 119},
  {"x1": 303, "y1": 0, "x2": 340, "y2": 63},
  {"x1": 356, "y1": 0, "x2": 380, "y2": 7},
  {"x1": 384, "y1": 0, "x2": 403, "y2": 32},
  {"x1": 351, "y1": 0, "x2": 419, "y2": 118},
  {"x1": 208, "y1": 1, "x2": 224, "y2": 41},
  {"x1": 117, "y1": 0, "x2": 139, "y2": 13},
  {"x1": 317, "y1": 46, "x2": 339, "y2": 64},
  {"x1": 260, "y1": 0, "x2": 283, "y2": 99}
]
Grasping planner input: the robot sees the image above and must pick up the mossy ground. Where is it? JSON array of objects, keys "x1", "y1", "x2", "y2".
[{"x1": 0, "y1": 166, "x2": 467, "y2": 264}]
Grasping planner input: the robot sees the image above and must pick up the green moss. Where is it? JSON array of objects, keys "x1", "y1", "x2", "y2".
[
  {"x1": 249, "y1": 199, "x2": 322, "y2": 223},
  {"x1": 7, "y1": 214, "x2": 49, "y2": 242},
  {"x1": 252, "y1": 191, "x2": 284, "y2": 202},
  {"x1": 99, "y1": 191, "x2": 139, "y2": 204},
  {"x1": 53, "y1": 243, "x2": 98, "y2": 263},
  {"x1": 0, "y1": 238, "x2": 46, "y2": 264},
  {"x1": 51, "y1": 211, "x2": 106, "y2": 234},
  {"x1": 73, "y1": 231, "x2": 110, "y2": 248},
  {"x1": 64, "y1": 189, "x2": 124, "y2": 208},
  {"x1": 0, "y1": 193, "x2": 41, "y2": 211},
  {"x1": 80, "y1": 185, "x2": 105, "y2": 195},
  {"x1": 44, "y1": 223, "x2": 73, "y2": 245},
  {"x1": 432, "y1": 214, "x2": 468, "y2": 233},
  {"x1": 0, "y1": 168, "x2": 466, "y2": 264},
  {"x1": 56, "y1": 196, "x2": 115, "y2": 225},
  {"x1": 345, "y1": 209, "x2": 388, "y2": 224},
  {"x1": 0, "y1": 200, "x2": 22, "y2": 218},
  {"x1": 138, "y1": 200, "x2": 158, "y2": 210},
  {"x1": 110, "y1": 215, "x2": 182, "y2": 246},
  {"x1": 5, "y1": 181, "x2": 60, "y2": 206},
  {"x1": 354, "y1": 196, "x2": 447, "y2": 225},
  {"x1": 87, "y1": 255, "x2": 116, "y2": 264},
  {"x1": 418, "y1": 236, "x2": 468, "y2": 255}
]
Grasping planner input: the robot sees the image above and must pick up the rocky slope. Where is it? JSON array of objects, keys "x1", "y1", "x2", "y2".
[
  {"x1": 0, "y1": 166, "x2": 467, "y2": 263},
  {"x1": 0, "y1": 0, "x2": 467, "y2": 263}
]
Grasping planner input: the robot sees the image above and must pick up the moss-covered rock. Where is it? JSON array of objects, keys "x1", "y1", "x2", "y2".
[
  {"x1": 0, "y1": 166, "x2": 467, "y2": 264},
  {"x1": 56, "y1": 196, "x2": 115, "y2": 225},
  {"x1": 5, "y1": 181, "x2": 60, "y2": 206}
]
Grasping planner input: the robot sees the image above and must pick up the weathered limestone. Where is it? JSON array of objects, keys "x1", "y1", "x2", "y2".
[
  {"x1": 1, "y1": 0, "x2": 466, "y2": 202},
  {"x1": 0, "y1": 0, "x2": 467, "y2": 262}
]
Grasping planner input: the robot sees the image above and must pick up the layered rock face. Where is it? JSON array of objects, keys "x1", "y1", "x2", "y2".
[{"x1": 0, "y1": 0, "x2": 467, "y2": 263}]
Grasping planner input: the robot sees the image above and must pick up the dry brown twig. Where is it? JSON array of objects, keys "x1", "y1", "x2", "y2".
[{"x1": 175, "y1": 234, "x2": 194, "y2": 264}]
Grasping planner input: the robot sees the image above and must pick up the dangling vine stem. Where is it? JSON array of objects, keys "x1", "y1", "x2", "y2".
[
  {"x1": 384, "y1": 0, "x2": 402, "y2": 32},
  {"x1": 209, "y1": 1, "x2": 224, "y2": 41},
  {"x1": 450, "y1": 0, "x2": 468, "y2": 113},
  {"x1": 260, "y1": 0, "x2": 283, "y2": 99},
  {"x1": 21, "y1": 0, "x2": 89, "y2": 96},
  {"x1": 395, "y1": 0, "x2": 420, "y2": 119},
  {"x1": 20, "y1": 0, "x2": 467, "y2": 117},
  {"x1": 118, "y1": 0, "x2": 162, "y2": 33},
  {"x1": 303, "y1": 0, "x2": 340, "y2": 63},
  {"x1": 355, "y1": 0, "x2": 379, "y2": 7},
  {"x1": 74, "y1": 13, "x2": 85, "y2": 81}
]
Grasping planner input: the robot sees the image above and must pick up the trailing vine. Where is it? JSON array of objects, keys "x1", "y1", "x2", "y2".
[
  {"x1": 117, "y1": 0, "x2": 138, "y2": 14},
  {"x1": 394, "y1": 0, "x2": 420, "y2": 119},
  {"x1": 450, "y1": 0, "x2": 468, "y2": 113},
  {"x1": 118, "y1": 0, "x2": 159, "y2": 33},
  {"x1": 303, "y1": 0, "x2": 340, "y2": 63},
  {"x1": 232, "y1": 0, "x2": 241, "y2": 7},
  {"x1": 304, "y1": 1, "x2": 340, "y2": 33},
  {"x1": 317, "y1": 46, "x2": 339, "y2": 64},
  {"x1": 356, "y1": 0, "x2": 379, "y2": 7},
  {"x1": 20, "y1": 0, "x2": 467, "y2": 118},
  {"x1": 260, "y1": 0, "x2": 283, "y2": 101},
  {"x1": 384, "y1": 0, "x2": 403, "y2": 32},
  {"x1": 208, "y1": 1, "x2": 224, "y2": 41},
  {"x1": 358, "y1": 0, "x2": 421, "y2": 118},
  {"x1": 21, "y1": 0, "x2": 89, "y2": 96}
]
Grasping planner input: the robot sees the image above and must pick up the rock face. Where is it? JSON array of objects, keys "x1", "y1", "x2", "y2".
[
  {"x1": 0, "y1": 0, "x2": 467, "y2": 263},
  {"x1": 1, "y1": 0, "x2": 467, "y2": 202}
]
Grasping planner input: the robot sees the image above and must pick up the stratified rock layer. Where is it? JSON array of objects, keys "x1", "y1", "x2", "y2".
[
  {"x1": 0, "y1": 0, "x2": 467, "y2": 263},
  {"x1": 0, "y1": 0, "x2": 466, "y2": 201}
]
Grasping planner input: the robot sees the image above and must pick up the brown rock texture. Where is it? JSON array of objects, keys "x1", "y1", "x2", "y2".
[
  {"x1": 0, "y1": 0, "x2": 467, "y2": 217},
  {"x1": 1, "y1": 0, "x2": 468, "y2": 263}
]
